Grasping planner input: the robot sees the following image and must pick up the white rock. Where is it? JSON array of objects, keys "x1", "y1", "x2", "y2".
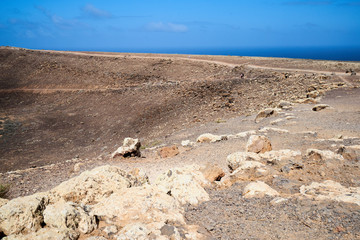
[
  {"x1": 0, "y1": 193, "x2": 48, "y2": 236},
  {"x1": 246, "y1": 135, "x2": 272, "y2": 154},
  {"x1": 91, "y1": 185, "x2": 185, "y2": 227},
  {"x1": 243, "y1": 181, "x2": 279, "y2": 198},
  {"x1": 112, "y1": 138, "x2": 141, "y2": 158},
  {"x1": 277, "y1": 100, "x2": 293, "y2": 109},
  {"x1": 226, "y1": 134, "x2": 237, "y2": 139},
  {"x1": 196, "y1": 133, "x2": 226, "y2": 143},
  {"x1": 181, "y1": 140, "x2": 192, "y2": 147},
  {"x1": 260, "y1": 149, "x2": 302, "y2": 163},
  {"x1": 315, "y1": 138, "x2": 344, "y2": 143},
  {"x1": 236, "y1": 130, "x2": 256, "y2": 138},
  {"x1": 49, "y1": 165, "x2": 147, "y2": 204},
  {"x1": 306, "y1": 149, "x2": 344, "y2": 161},
  {"x1": 43, "y1": 200, "x2": 97, "y2": 234},
  {"x1": 155, "y1": 166, "x2": 210, "y2": 205},
  {"x1": 270, "y1": 197, "x2": 288, "y2": 205},
  {"x1": 258, "y1": 127, "x2": 289, "y2": 134},
  {"x1": 270, "y1": 119, "x2": 285, "y2": 125},
  {"x1": 230, "y1": 161, "x2": 268, "y2": 181},
  {"x1": 300, "y1": 180, "x2": 360, "y2": 205},
  {"x1": 226, "y1": 152, "x2": 261, "y2": 172}
]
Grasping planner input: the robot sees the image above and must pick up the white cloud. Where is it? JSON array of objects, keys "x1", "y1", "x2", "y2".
[
  {"x1": 146, "y1": 22, "x2": 188, "y2": 33},
  {"x1": 82, "y1": 4, "x2": 112, "y2": 19}
]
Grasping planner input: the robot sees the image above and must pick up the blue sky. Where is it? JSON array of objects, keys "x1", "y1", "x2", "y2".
[{"x1": 1, "y1": 0, "x2": 360, "y2": 51}]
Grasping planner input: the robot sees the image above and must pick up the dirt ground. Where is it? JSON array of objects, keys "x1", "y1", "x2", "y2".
[{"x1": 1, "y1": 47, "x2": 360, "y2": 239}]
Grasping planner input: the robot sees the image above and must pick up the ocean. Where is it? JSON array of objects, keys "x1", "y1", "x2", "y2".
[{"x1": 80, "y1": 46, "x2": 360, "y2": 62}]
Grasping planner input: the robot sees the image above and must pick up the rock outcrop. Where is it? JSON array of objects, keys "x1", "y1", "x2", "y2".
[
  {"x1": 300, "y1": 180, "x2": 360, "y2": 205},
  {"x1": 0, "y1": 165, "x2": 213, "y2": 239},
  {"x1": 0, "y1": 193, "x2": 48, "y2": 236},
  {"x1": 48, "y1": 165, "x2": 147, "y2": 204}
]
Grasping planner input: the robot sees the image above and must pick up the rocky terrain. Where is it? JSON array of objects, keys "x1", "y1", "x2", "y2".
[{"x1": 0, "y1": 47, "x2": 360, "y2": 239}]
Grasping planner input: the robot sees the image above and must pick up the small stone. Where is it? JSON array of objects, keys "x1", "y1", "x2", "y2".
[
  {"x1": 277, "y1": 100, "x2": 293, "y2": 109},
  {"x1": 270, "y1": 197, "x2": 288, "y2": 205},
  {"x1": 255, "y1": 108, "x2": 278, "y2": 123},
  {"x1": 196, "y1": 133, "x2": 226, "y2": 143},
  {"x1": 181, "y1": 140, "x2": 192, "y2": 147},
  {"x1": 312, "y1": 104, "x2": 330, "y2": 111},
  {"x1": 73, "y1": 162, "x2": 84, "y2": 172},
  {"x1": 270, "y1": 119, "x2": 284, "y2": 125}
]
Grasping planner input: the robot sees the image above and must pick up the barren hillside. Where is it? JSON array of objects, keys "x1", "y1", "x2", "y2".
[{"x1": 1, "y1": 47, "x2": 360, "y2": 240}]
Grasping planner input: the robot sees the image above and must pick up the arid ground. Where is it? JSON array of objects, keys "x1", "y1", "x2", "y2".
[{"x1": 1, "y1": 47, "x2": 360, "y2": 239}]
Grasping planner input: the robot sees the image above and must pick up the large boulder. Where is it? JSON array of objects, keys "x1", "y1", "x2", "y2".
[
  {"x1": 49, "y1": 165, "x2": 148, "y2": 204},
  {"x1": 300, "y1": 180, "x2": 360, "y2": 206},
  {"x1": 91, "y1": 185, "x2": 185, "y2": 227},
  {"x1": 112, "y1": 138, "x2": 141, "y2": 158},
  {"x1": 0, "y1": 193, "x2": 48, "y2": 236},
  {"x1": 155, "y1": 166, "x2": 210, "y2": 205},
  {"x1": 43, "y1": 200, "x2": 97, "y2": 234},
  {"x1": 243, "y1": 181, "x2": 279, "y2": 198},
  {"x1": 246, "y1": 135, "x2": 272, "y2": 154}
]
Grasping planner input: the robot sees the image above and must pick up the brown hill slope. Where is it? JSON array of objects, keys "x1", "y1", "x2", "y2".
[{"x1": 0, "y1": 47, "x2": 359, "y2": 173}]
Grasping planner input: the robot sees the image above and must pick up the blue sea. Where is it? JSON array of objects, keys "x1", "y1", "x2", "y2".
[{"x1": 76, "y1": 46, "x2": 360, "y2": 62}]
